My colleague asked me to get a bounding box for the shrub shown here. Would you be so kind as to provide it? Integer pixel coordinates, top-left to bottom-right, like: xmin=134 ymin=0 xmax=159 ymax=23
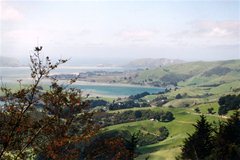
xmin=0 ymin=47 xmax=99 ymax=159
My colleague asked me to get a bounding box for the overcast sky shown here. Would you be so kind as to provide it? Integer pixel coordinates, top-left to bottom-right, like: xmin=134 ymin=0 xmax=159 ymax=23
xmin=1 ymin=0 xmax=240 ymax=65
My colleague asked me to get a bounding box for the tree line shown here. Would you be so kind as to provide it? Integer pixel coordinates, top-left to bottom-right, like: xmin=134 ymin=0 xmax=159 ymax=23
xmin=93 ymin=109 xmax=174 ymax=127
xmin=218 ymin=94 xmax=240 ymax=115
xmin=178 ymin=111 xmax=240 ymax=160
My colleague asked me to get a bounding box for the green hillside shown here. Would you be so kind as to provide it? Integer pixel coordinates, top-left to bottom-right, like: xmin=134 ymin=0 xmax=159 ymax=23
xmin=105 ymin=60 xmax=240 ymax=159
xmin=133 ymin=60 xmax=240 ymax=88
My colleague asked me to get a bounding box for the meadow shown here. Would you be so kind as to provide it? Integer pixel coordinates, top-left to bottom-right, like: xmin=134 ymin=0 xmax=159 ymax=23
xmin=106 ymin=104 xmax=225 ymax=160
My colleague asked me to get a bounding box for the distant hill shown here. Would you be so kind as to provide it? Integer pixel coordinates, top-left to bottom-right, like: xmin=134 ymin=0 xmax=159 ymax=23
xmin=0 ymin=56 xmax=20 ymax=67
xmin=131 ymin=59 xmax=240 ymax=87
xmin=123 ymin=58 xmax=185 ymax=69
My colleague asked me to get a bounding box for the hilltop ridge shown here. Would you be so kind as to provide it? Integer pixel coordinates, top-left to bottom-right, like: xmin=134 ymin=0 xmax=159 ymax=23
xmin=131 ymin=59 xmax=240 ymax=87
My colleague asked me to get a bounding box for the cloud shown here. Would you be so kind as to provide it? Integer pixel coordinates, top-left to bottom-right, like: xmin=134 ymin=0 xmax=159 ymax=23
xmin=118 ymin=29 xmax=158 ymax=42
xmin=169 ymin=20 xmax=240 ymax=47
xmin=0 ymin=2 xmax=24 ymax=21
xmin=193 ymin=21 xmax=240 ymax=38
xmin=175 ymin=20 xmax=240 ymax=39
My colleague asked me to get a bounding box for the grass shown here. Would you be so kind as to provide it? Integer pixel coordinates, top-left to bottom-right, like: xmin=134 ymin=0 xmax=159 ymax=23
xmin=136 ymin=147 xmax=181 ymax=160
xmin=86 ymin=96 xmax=116 ymax=103
xmin=108 ymin=106 xmax=155 ymax=113
xmin=191 ymin=102 xmax=219 ymax=114
xmin=163 ymin=98 xmax=205 ymax=108
xmin=209 ymin=80 xmax=240 ymax=95
xmin=106 ymin=106 xmax=225 ymax=160
xmin=142 ymin=95 xmax=159 ymax=101
xmin=134 ymin=60 xmax=240 ymax=90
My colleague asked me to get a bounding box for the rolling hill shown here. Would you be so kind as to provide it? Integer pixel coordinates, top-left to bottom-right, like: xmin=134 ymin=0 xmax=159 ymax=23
xmin=131 ymin=59 xmax=240 ymax=88
xmin=105 ymin=60 xmax=240 ymax=159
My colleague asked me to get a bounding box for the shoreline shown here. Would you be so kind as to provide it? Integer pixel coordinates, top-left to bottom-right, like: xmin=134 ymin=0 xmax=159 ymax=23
xmin=72 ymin=80 xmax=162 ymax=89
xmin=1 ymin=78 xmax=162 ymax=89
xmin=1 ymin=80 xmax=164 ymax=98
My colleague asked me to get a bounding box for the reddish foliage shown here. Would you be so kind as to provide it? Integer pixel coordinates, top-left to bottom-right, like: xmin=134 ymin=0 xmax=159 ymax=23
xmin=0 ymin=47 xmax=99 ymax=159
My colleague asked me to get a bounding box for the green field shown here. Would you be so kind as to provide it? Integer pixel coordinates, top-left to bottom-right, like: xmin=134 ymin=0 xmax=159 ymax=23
xmin=106 ymin=105 xmax=226 ymax=160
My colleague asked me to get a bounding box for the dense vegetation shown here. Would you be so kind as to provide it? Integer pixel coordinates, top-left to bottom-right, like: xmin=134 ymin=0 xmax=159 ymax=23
xmin=89 ymin=99 xmax=108 ymax=108
xmin=137 ymin=126 xmax=169 ymax=146
xmin=218 ymin=94 xmax=240 ymax=115
xmin=93 ymin=109 xmax=174 ymax=127
xmin=88 ymin=92 xmax=154 ymax=110
xmin=108 ymin=92 xmax=156 ymax=110
xmin=129 ymin=91 xmax=150 ymax=100
xmin=178 ymin=112 xmax=240 ymax=160
xmin=178 ymin=115 xmax=214 ymax=159
xmin=151 ymin=95 xmax=168 ymax=107
xmin=0 ymin=47 xmax=137 ymax=160
xmin=109 ymin=99 xmax=150 ymax=110
xmin=80 ymin=130 xmax=136 ymax=159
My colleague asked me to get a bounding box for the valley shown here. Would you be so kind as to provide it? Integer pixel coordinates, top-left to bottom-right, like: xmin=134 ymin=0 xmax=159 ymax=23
xmin=0 ymin=59 xmax=240 ymax=159
xmin=1 ymin=1 xmax=239 ymax=159
xmin=86 ymin=59 xmax=240 ymax=159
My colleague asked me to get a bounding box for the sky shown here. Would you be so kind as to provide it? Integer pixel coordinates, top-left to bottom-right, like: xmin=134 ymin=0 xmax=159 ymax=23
xmin=0 ymin=0 xmax=240 ymax=65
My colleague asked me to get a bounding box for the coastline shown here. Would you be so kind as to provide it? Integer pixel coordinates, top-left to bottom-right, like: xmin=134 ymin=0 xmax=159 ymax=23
xmin=72 ymin=80 xmax=161 ymax=89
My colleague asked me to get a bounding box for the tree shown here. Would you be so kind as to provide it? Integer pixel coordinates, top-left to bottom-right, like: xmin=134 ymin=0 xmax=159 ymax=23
xmin=209 ymin=111 xmax=240 ymax=160
xmin=218 ymin=94 xmax=240 ymax=115
xmin=194 ymin=107 xmax=200 ymax=113
xmin=175 ymin=93 xmax=182 ymax=99
xmin=83 ymin=130 xmax=133 ymax=160
xmin=125 ymin=132 xmax=140 ymax=159
xmin=134 ymin=110 xmax=142 ymax=119
xmin=129 ymin=92 xmax=150 ymax=100
xmin=179 ymin=115 xmax=214 ymax=160
xmin=158 ymin=126 xmax=169 ymax=141
xmin=0 ymin=47 xmax=99 ymax=159
xmin=161 ymin=111 xmax=174 ymax=122
xmin=207 ymin=107 xmax=214 ymax=114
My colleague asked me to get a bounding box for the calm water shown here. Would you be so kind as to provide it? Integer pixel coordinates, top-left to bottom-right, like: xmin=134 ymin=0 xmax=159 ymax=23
xmin=72 ymin=84 xmax=163 ymax=97
xmin=0 ymin=67 xmax=163 ymax=97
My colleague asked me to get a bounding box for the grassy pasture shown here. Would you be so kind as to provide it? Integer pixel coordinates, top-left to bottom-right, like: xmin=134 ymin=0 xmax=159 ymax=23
xmin=106 ymin=105 xmax=225 ymax=160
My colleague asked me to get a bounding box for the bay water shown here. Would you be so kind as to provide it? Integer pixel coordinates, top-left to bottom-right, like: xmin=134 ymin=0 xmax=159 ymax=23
xmin=0 ymin=66 xmax=163 ymax=97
